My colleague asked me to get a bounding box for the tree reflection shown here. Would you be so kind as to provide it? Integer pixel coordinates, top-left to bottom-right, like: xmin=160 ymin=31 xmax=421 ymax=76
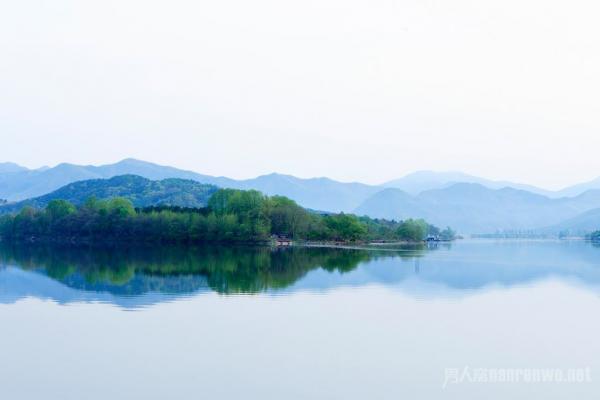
xmin=0 ymin=244 xmax=431 ymax=295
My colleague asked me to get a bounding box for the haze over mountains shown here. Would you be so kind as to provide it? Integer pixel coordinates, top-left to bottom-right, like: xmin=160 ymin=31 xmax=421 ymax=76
xmin=0 ymin=162 xmax=29 ymax=174
xmin=2 ymin=158 xmax=600 ymax=234
xmin=545 ymin=208 xmax=600 ymax=235
xmin=383 ymin=171 xmax=556 ymax=197
xmin=356 ymin=184 xmax=600 ymax=233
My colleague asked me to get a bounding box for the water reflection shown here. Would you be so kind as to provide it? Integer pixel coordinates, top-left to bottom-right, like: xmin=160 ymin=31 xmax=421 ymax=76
xmin=0 ymin=243 xmax=428 ymax=306
xmin=1 ymin=240 xmax=600 ymax=308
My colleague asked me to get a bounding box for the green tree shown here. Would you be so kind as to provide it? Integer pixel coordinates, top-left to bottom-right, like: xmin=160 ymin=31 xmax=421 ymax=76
xmin=323 ymin=213 xmax=368 ymax=241
xmin=396 ymin=219 xmax=428 ymax=241
xmin=107 ymin=198 xmax=136 ymax=218
xmin=46 ymin=200 xmax=76 ymax=220
xmin=267 ymin=196 xmax=312 ymax=238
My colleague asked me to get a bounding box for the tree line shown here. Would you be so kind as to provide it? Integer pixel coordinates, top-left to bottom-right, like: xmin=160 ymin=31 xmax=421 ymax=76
xmin=0 ymin=188 xmax=455 ymax=244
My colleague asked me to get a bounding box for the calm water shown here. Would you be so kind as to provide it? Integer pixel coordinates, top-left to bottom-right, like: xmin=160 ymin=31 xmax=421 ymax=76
xmin=1 ymin=240 xmax=600 ymax=399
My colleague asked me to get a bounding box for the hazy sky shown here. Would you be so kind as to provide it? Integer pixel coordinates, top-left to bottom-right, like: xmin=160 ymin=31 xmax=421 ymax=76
xmin=1 ymin=0 xmax=599 ymax=189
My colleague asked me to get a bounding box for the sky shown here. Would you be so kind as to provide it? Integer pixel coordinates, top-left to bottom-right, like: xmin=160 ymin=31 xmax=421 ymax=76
xmin=1 ymin=0 xmax=600 ymax=189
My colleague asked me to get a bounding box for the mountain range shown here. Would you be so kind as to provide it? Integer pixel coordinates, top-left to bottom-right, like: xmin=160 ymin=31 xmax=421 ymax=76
xmin=355 ymin=184 xmax=600 ymax=233
xmin=544 ymin=207 xmax=600 ymax=235
xmin=382 ymin=171 xmax=555 ymax=197
xmin=2 ymin=158 xmax=600 ymax=233
xmin=0 ymin=159 xmax=379 ymax=213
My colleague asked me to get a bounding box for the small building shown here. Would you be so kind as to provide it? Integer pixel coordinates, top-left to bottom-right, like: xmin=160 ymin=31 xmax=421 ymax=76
xmin=426 ymin=235 xmax=439 ymax=242
xmin=272 ymin=235 xmax=292 ymax=246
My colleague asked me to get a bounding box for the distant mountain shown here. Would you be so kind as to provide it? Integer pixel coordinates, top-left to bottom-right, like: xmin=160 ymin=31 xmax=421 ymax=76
xmin=355 ymin=183 xmax=600 ymax=233
xmin=543 ymin=208 xmax=600 ymax=235
xmin=555 ymin=177 xmax=600 ymax=198
xmin=383 ymin=170 xmax=600 ymax=199
xmin=0 ymin=175 xmax=218 ymax=213
xmin=383 ymin=171 xmax=553 ymax=196
xmin=0 ymin=162 xmax=28 ymax=174
xmin=230 ymin=173 xmax=380 ymax=213
xmin=354 ymin=188 xmax=430 ymax=221
xmin=0 ymin=159 xmax=379 ymax=212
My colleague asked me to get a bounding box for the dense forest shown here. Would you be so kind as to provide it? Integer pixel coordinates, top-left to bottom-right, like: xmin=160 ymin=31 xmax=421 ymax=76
xmin=591 ymin=231 xmax=600 ymax=242
xmin=0 ymin=188 xmax=455 ymax=245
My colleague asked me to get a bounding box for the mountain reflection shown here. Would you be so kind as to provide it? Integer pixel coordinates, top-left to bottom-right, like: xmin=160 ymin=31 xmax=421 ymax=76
xmin=2 ymin=241 xmax=600 ymax=309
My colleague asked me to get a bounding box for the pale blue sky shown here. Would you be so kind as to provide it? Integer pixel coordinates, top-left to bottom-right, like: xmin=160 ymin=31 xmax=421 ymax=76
xmin=1 ymin=0 xmax=599 ymax=189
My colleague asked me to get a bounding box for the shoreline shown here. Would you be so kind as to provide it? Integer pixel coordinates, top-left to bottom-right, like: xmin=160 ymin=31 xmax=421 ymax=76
xmin=0 ymin=237 xmax=435 ymax=250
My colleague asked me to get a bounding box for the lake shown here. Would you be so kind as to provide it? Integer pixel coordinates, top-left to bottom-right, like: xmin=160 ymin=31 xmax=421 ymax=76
xmin=1 ymin=240 xmax=599 ymax=399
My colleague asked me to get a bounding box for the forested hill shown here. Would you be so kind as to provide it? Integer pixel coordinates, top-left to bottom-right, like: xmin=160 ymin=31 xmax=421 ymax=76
xmin=0 ymin=188 xmax=452 ymax=244
xmin=0 ymin=175 xmax=218 ymax=214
